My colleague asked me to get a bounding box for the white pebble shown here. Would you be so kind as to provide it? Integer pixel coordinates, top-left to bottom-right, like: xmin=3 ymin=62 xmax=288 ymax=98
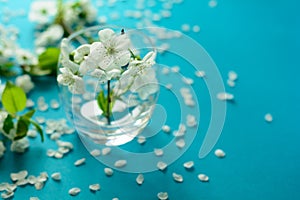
xmin=192 ymin=25 xmax=201 ymax=32
xmin=157 ymin=161 xmax=167 ymax=171
xmin=228 ymin=70 xmax=238 ymax=81
xmin=265 ymin=113 xmax=273 ymax=122
xmin=46 ymin=149 xmax=56 ymax=157
xmin=208 ymin=0 xmax=217 ymax=8
xmin=90 ymin=149 xmax=101 ymax=157
xmin=114 ymin=160 xmax=127 ymax=168
xmin=10 ymin=170 xmax=28 ymax=181
xmin=227 ymin=79 xmax=236 ymax=87
xmin=34 ymin=182 xmax=44 ymax=190
xmin=171 ymin=66 xmax=180 ymax=73
xmin=181 ymin=24 xmax=190 ymax=32
xmin=136 ymin=174 xmax=144 ymax=185
xmin=30 ymin=197 xmax=40 ymax=200
xmin=195 ymin=70 xmax=206 ymax=77
xmin=162 ymin=125 xmax=171 ymax=133
xmin=183 ymin=161 xmax=194 ymax=169
xmin=172 ymin=172 xmax=183 ymax=183
xmin=69 ymin=187 xmax=81 ymax=196
xmin=176 ymin=139 xmax=185 ymax=149
xmin=154 ymin=148 xmax=164 ymax=157
xmin=27 ymin=130 xmax=37 ymax=138
xmin=36 ymin=116 xmax=45 ymax=124
xmin=54 ymin=152 xmax=63 ymax=159
xmin=50 ymin=99 xmax=60 ymax=109
xmin=1 ymin=191 xmax=14 ymax=199
xmin=102 ymin=147 xmax=111 ymax=155
xmin=157 ymin=192 xmax=168 ymax=200
xmin=51 ymin=172 xmax=61 ymax=181
xmin=165 ymin=84 xmax=172 ymax=90
xmin=186 ymin=114 xmax=197 ymax=127
xmin=214 ymin=149 xmax=226 ymax=158
xmin=16 ymin=179 xmax=28 ymax=186
xmin=217 ymin=92 xmax=234 ymax=101
xmin=162 ymin=67 xmax=170 ymax=74
xmin=137 ymin=135 xmax=146 ymax=144
xmin=198 ymin=174 xmax=209 ymax=182
xmin=89 ymin=183 xmax=100 ymax=191
xmin=182 ymin=77 xmax=194 ymax=85
xmin=74 ymin=158 xmax=86 ymax=166
xmin=104 ymin=168 xmax=114 ymax=176
xmin=26 ymin=99 xmax=35 ymax=108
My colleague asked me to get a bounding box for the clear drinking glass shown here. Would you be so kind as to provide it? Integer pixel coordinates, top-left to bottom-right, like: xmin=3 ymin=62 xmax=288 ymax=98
xmin=57 ymin=25 xmax=159 ymax=146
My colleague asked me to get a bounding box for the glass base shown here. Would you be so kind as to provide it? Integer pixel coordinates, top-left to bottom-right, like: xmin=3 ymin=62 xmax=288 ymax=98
xmin=73 ymin=100 xmax=153 ymax=146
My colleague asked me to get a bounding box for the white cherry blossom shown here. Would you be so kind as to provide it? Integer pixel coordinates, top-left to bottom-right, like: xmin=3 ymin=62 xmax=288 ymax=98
xmin=28 ymin=1 xmax=57 ymax=25
xmin=57 ymin=68 xmax=84 ymax=94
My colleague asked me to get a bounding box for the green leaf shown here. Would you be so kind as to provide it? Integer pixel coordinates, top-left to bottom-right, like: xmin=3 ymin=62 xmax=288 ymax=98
xmin=97 ymin=90 xmax=107 ymax=116
xmin=14 ymin=117 xmax=30 ymax=140
xmin=96 ymin=90 xmax=115 ymax=118
xmin=30 ymin=120 xmax=44 ymax=142
xmin=23 ymin=109 xmax=35 ymax=119
xmin=38 ymin=48 xmax=60 ymax=71
xmin=2 ymin=81 xmax=27 ymax=114
xmin=3 ymin=114 xmax=14 ymax=134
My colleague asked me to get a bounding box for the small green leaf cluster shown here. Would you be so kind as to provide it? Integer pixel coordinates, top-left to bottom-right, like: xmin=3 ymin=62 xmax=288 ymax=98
xmin=0 ymin=81 xmax=44 ymax=142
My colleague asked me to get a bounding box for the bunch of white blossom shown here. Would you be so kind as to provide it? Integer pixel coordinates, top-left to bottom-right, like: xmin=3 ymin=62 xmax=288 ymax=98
xmin=0 ymin=24 xmax=39 ymax=75
xmin=57 ymin=28 xmax=158 ymax=100
xmin=29 ymin=0 xmax=97 ymax=49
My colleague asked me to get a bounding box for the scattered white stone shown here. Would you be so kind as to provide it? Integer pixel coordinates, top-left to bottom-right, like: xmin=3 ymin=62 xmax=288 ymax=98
xmin=176 ymin=139 xmax=185 ymax=149
xmin=172 ymin=172 xmax=183 ymax=183
xmin=112 ymin=198 xmax=119 ymax=200
xmin=192 ymin=25 xmax=201 ymax=32
xmin=208 ymin=0 xmax=217 ymax=8
xmin=195 ymin=70 xmax=206 ymax=77
xmin=1 ymin=191 xmax=14 ymax=199
xmin=27 ymin=130 xmax=37 ymax=138
xmin=90 ymin=149 xmax=101 ymax=157
xmin=214 ymin=149 xmax=226 ymax=158
xmin=198 ymin=174 xmax=209 ymax=182
xmin=50 ymin=99 xmax=60 ymax=109
xmin=89 ymin=183 xmax=100 ymax=191
xmin=34 ymin=182 xmax=44 ymax=190
xmin=16 ymin=179 xmax=28 ymax=186
xmin=162 ymin=67 xmax=170 ymax=75
xmin=74 ymin=158 xmax=86 ymax=166
xmin=11 ymin=170 xmax=28 ymax=181
xmin=46 ymin=149 xmax=56 ymax=157
xmin=157 ymin=161 xmax=167 ymax=171
xmin=137 ymin=135 xmax=146 ymax=144
xmin=173 ymin=124 xmax=186 ymax=137
xmin=228 ymin=70 xmax=238 ymax=81
xmin=165 ymin=83 xmax=172 ymax=90
xmin=136 ymin=174 xmax=144 ymax=185
xmin=182 ymin=77 xmax=194 ymax=85
xmin=181 ymin=24 xmax=190 ymax=32
xmin=27 ymin=175 xmax=37 ymax=185
xmin=56 ymin=140 xmax=73 ymax=149
xmin=35 ymin=116 xmax=45 ymax=124
xmin=183 ymin=161 xmax=194 ymax=169
xmin=69 ymin=187 xmax=81 ymax=196
xmin=50 ymin=132 xmax=61 ymax=140
xmin=157 ymin=192 xmax=168 ymax=200
xmin=104 ymin=168 xmax=114 ymax=176
xmin=51 ymin=172 xmax=61 ymax=181
xmin=265 ymin=113 xmax=273 ymax=123
xmin=217 ymin=92 xmax=234 ymax=101
xmin=26 ymin=99 xmax=35 ymax=108
xmin=162 ymin=125 xmax=171 ymax=133
xmin=154 ymin=148 xmax=164 ymax=157
xmin=30 ymin=197 xmax=40 ymax=200
xmin=227 ymin=79 xmax=236 ymax=87
xmin=171 ymin=66 xmax=180 ymax=73
xmin=114 ymin=160 xmax=127 ymax=168
xmin=54 ymin=152 xmax=63 ymax=159
xmin=102 ymin=147 xmax=111 ymax=155
xmin=186 ymin=114 xmax=197 ymax=127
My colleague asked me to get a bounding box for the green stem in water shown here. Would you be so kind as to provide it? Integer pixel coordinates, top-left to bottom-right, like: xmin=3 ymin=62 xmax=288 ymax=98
xmin=106 ymin=80 xmax=111 ymax=125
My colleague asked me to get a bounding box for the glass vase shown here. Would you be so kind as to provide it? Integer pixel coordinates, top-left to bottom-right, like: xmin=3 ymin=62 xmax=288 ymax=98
xmin=57 ymin=25 xmax=159 ymax=146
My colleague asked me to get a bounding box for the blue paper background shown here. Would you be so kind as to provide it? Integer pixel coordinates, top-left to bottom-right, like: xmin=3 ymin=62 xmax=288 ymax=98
xmin=1 ymin=0 xmax=300 ymax=199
